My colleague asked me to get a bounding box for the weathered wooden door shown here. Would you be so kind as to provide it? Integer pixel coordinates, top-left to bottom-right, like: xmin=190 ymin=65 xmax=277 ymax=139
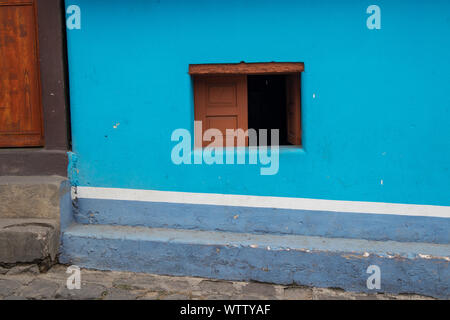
xmin=194 ymin=75 xmax=248 ymax=147
xmin=0 ymin=0 xmax=43 ymax=147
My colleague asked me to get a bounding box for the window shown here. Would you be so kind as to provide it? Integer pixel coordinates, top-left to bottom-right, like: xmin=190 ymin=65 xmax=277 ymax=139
xmin=190 ymin=62 xmax=303 ymax=148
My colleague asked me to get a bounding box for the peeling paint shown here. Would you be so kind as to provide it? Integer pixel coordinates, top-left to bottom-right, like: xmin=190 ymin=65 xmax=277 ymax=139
xmin=67 ymin=152 xmax=79 ymax=187
xmin=419 ymin=254 xmax=450 ymax=262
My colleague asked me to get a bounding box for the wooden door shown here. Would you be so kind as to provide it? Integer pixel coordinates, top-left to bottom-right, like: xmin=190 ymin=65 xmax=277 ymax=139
xmin=0 ymin=0 xmax=43 ymax=147
xmin=286 ymin=73 xmax=301 ymax=146
xmin=194 ymin=75 xmax=248 ymax=147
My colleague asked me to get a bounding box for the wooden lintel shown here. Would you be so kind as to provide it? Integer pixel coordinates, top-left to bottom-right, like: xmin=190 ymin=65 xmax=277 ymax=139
xmin=189 ymin=62 xmax=304 ymax=75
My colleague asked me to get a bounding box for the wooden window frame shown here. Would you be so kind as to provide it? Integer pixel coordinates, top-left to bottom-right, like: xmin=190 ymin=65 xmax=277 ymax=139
xmin=191 ymin=62 xmax=303 ymax=148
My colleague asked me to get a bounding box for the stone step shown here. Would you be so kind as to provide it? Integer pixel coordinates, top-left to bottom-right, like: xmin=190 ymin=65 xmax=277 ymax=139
xmin=59 ymin=223 xmax=450 ymax=299
xmin=0 ymin=176 xmax=69 ymax=220
xmin=0 ymin=219 xmax=59 ymax=268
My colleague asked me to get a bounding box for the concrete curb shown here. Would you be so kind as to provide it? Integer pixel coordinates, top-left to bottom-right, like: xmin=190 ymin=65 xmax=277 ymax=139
xmin=60 ymin=224 xmax=449 ymax=299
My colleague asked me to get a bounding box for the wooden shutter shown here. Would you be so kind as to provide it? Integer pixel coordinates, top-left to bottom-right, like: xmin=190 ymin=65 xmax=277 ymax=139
xmin=286 ymin=73 xmax=301 ymax=146
xmin=194 ymin=75 xmax=248 ymax=147
xmin=0 ymin=0 xmax=44 ymax=147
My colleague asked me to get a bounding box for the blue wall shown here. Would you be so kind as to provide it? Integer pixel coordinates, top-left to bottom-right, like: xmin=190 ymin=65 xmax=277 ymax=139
xmin=65 ymin=0 xmax=450 ymax=206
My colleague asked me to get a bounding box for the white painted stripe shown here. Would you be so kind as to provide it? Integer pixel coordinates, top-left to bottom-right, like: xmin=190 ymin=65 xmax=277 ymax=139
xmin=74 ymin=186 xmax=450 ymax=218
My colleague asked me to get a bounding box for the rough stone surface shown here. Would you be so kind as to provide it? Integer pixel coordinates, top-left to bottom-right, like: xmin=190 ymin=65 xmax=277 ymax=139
xmin=104 ymin=287 xmax=143 ymax=300
xmin=55 ymin=283 xmax=108 ymax=300
xmin=284 ymin=287 xmax=314 ymax=300
xmin=161 ymin=293 xmax=191 ymax=300
xmin=112 ymin=275 xmax=165 ymax=292
xmin=0 ymin=279 xmax=22 ymax=297
xmin=0 ymin=264 xmax=437 ymax=300
xmin=137 ymin=292 xmax=159 ymax=300
xmin=242 ymin=282 xmax=277 ymax=298
xmin=17 ymin=279 xmax=60 ymax=300
xmin=0 ymin=219 xmax=59 ymax=265
xmin=0 ymin=176 xmax=67 ymax=220
xmin=6 ymin=264 xmax=40 ymax=276
xmin=198 ymin=280 xmax=237 ymax=295
xmin=3 ymin=295 xmax=27 ymax=300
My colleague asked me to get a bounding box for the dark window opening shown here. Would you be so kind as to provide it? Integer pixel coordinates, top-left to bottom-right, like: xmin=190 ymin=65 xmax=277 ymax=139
xmin=248 ymin=75 xmax=289 ymax=146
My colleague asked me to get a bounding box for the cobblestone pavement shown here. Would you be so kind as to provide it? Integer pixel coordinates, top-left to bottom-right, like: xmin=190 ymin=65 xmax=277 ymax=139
xmin=0 ymin=264 xmax=434 ymax=300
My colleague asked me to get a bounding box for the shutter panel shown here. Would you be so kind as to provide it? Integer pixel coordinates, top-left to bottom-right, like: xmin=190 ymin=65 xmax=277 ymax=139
xmin=194 ymin=75 xmax=248 ymax=148
xmin=286 ymin=73 xmax=301 ymax=146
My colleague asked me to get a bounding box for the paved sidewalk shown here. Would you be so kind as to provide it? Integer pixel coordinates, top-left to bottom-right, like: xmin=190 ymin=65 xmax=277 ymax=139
xmin=0 ymin=264 xmax=434 ymax=300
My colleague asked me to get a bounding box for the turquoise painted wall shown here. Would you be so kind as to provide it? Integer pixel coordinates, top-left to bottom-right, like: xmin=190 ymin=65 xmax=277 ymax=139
xmin=65 ymin=0 xmax=450 ymax=206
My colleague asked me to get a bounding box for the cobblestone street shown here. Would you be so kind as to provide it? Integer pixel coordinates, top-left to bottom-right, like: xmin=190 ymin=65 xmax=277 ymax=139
xmin=0 ymin=264 xmax=434 ymax=300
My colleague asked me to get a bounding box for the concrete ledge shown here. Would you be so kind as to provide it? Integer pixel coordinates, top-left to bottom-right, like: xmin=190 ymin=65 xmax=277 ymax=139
xmin=0 ymin=149 xmax=68 ymax=177
xmin=0 ymin=176 xmax=68 ymax=220
xmin=0 ymin=219 xmax=59 ymax=266
xmin=60 ymin=224 xmax=450 ymax=299
xmin=75 ymin=198 xmax=450 ymax=244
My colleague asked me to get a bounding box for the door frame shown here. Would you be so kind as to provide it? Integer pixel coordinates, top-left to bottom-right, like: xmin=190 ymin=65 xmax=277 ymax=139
xmin=0 ymin=0 xmax=71 ymax=176
xmin=0 ymin=0 xmax=45 ymax=147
